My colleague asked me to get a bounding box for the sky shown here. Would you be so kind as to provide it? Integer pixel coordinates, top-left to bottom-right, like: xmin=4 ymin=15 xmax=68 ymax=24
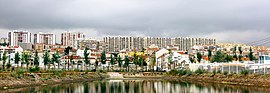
xmin=0 ymin=0 xmax=270 ymax=45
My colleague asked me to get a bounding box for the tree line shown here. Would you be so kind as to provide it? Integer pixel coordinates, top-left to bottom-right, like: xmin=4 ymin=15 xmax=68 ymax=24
xmin=0 ymin=47 xmax=162 ymax=72
xmin=189 ymin=46 xmax=256 ymax=63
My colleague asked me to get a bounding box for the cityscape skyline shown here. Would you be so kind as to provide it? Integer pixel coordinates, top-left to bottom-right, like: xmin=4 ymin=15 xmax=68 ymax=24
xmin=0 ymin=0 xmax=270 ymax=45
xmin=1 ymin=1 xmax=270 ymax=92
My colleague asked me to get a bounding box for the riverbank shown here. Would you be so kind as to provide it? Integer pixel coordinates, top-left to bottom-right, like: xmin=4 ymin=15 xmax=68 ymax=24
xmin=0 ymin=72 xmax=109 ymax=89
xmin=2 ymin=71 xmax=270 ymax=90
xmin=167 ymin=74 xmax=270 ymax=87
xmin=117 ymin=72 xmax=270 ymax=87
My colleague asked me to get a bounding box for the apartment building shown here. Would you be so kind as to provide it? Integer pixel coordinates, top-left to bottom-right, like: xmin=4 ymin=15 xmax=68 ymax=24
xmin=104 ymin=36 xmax=216 ymax=52
xmin=77 ymin=38 xmax=104 ymax=50
xmin=8 ymin=30 xmax=31 ymax=46
xmin=34 ymin=32 xmax=56 ymax=45
xmin=61 ymin=31 xmax=85 ymax=49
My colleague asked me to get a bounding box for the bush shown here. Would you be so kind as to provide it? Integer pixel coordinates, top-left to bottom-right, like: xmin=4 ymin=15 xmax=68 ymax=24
xmin=168 ymin=70 xmax=178 ymax=75
xmin=51 ymin=70 xmax=63 ymax=77
xmin=217 ymin=70 xmax=221 ymax=74
xmin=178 ymin=69 xmax=187 ymax=75
xmin=6 ymin=63 xmax=11 ymax=69
xmin=16 ymin=68 xmax=26 ymax=78
xmin=195 ymin=69 xmax=205 ymax=74
xmin=240 ymin=69 xmax=249 ymax=75
xmin=177 ymin=69 xmax=193 ymax=76
xmin=223 ymin=71 xmax=228 ymax=75
xmin=186 ymin=70 xmax=193 ymax=76
xmin=29 ymin=67 xmax=40 ymax=72
xmin=212 ymin=70 xmax=216 ymax=75
xmin=73 ymin=69 xmax=80 ymax=72
xmin=10 ymin=72 xmax=17 ymax=77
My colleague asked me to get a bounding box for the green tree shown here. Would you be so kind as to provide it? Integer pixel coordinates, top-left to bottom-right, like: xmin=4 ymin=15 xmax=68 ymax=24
xmin=52 ymin=50 xmax=61 ymax=69
xmin=14 ymin=52 xmax=20 ymax=68
xmin=224 ymin=54 xmax=233 ymax=62
xmin=233 ymin=46 xmax=238 ymax=61
xmin=0 ymin=53 xmax=2 ymax=62
xmin=64 ymin=46 xmax=72 ymax=70
xmin=21 ymin=53 xmax=25 ymax=68
xmin=95 ymin=58 xmax=99 ymax=71
xmin=23 ymin=52 xmax=30 ymax=69
xmin=238 ymin=47 xmax=243 ymax=61
xmin=124 ymin=56 xmax=130 ymax=72
xmin=84 ymin=47 xmax=90 ymax=70
xmin=101 ymin=51 xmax=106 ymax=64
xmin=197 ymin=52 xmax=203 ymax=63
xmin=2 ymin=50 xmax=7 ymax=70
xmin=212 ymin=50 xmax=225 ymax=62
xmin=110 ymin=55 xmax=115 ymax=71
xmin=133 ymin=52 xmax=139 ymax=72
xmin=207 ymin=48 xmax=212 ymax=61
xmin=150 ymin=52 xmax=156 ymax=72
xmin=43 ymin=50 xmax=50 ymax=70
xmin=248 ymin=47 xmax=255 ymax=61
xmin=70 ymin=54 xmax=74 ymax=70
xmin=168 ymin=49 xmax=173 ymax=69
xmin=117 ymin=55 xmax=123 ymax=71
xmin=189 ymin=56 xmax=195 ymax=63
xmin=138 ymin=56 xmax=144 ymax=71
xmin=34 ymin=50 xmax=39 ymax=67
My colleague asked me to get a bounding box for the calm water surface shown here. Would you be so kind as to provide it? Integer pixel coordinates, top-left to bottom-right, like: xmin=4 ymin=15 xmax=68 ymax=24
xmin=1 ymin=79 xmax=270 ymax=93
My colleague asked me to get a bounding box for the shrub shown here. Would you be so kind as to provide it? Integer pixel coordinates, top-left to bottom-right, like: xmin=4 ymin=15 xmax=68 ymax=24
xmin=29 ymin=67 xmax=40 ymax=72
xmin=212 ymin=70 xmax=216 ymax=75
xmin=240 ymin=69 xmax=249 ymax=75
xmin=186 ymin=70 xmax=193 ymax=76
xmin=6 ymin=63 xmax=11 ymax=69
xmin=10 ymin=72 xmax=17 ymax=77
xmin=16 ymin=68 xmax=26 ymax=78
xmin=178 ymin=69 xmax=187 ymax=75
xmin=73 ymin=69 xmax=80 ymax=72
xmin=217 ymin=70 xmax=221 ymax=74
xmin=195 ymin=69 xmax=205 ymax=74
xmin=51 ymin=70 xmax=63 ymax=77
xmin=223 ymin=71 xmax=228 ymax=75
xmin=168 ymin=70 xmax=178 ymax=75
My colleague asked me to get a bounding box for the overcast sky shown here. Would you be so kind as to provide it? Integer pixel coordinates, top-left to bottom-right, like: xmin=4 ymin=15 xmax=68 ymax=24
xmin=0 ymin=0 xmax=270 ymax=45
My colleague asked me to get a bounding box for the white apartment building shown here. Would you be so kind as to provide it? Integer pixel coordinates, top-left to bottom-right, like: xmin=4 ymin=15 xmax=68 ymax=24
xmin=0 ymin=46 xmax=24 ymax=65
xmin=103 ymin=36 xmax=216 ymax=52
xmin=61 ymin=31 xmax=85 ymax=49
xmin=34 ymin=32 xmax=56 ymax=45
xmin=76 ymin=38 xmax=106 ymax=51
xmin=8 ymin=30 xmax=31 ymax=46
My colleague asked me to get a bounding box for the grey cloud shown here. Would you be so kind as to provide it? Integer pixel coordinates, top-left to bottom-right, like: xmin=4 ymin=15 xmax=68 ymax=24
xmin=0 ymin=0 xmax=270 ymax=44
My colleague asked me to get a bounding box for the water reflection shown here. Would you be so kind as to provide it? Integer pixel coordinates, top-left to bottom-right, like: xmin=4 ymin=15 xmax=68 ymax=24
xmin=2 ymin=79 xmax=270 ymax=93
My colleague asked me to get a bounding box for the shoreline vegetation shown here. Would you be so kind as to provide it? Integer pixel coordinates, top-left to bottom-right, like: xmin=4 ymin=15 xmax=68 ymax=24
xmin=0 ymin=70 xmax=109 ymax=89
xmin=2 ymin=69 xmax=270 ymax=90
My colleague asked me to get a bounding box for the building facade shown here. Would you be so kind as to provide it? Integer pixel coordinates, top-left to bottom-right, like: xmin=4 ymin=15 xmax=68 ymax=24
xmin=76 ymin=38 xmax=105 ymax=50
xmin=8 ymin=30 xmax=31 ymax=46
xmin=34 ymin=32 xmax=56 ymax=45
xmin=103 ymin=36 xmax=216 ymax=52
xmin=61 ymin=31 xmax=85 ymax=49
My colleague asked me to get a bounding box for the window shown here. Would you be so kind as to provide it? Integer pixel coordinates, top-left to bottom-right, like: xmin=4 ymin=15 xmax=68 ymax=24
xmin=265 ymin=56 xmax=270 ymax=60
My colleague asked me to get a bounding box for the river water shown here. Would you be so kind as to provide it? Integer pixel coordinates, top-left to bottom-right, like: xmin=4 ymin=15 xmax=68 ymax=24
xmin=1 ymin=79 xmax=270 ymax=93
